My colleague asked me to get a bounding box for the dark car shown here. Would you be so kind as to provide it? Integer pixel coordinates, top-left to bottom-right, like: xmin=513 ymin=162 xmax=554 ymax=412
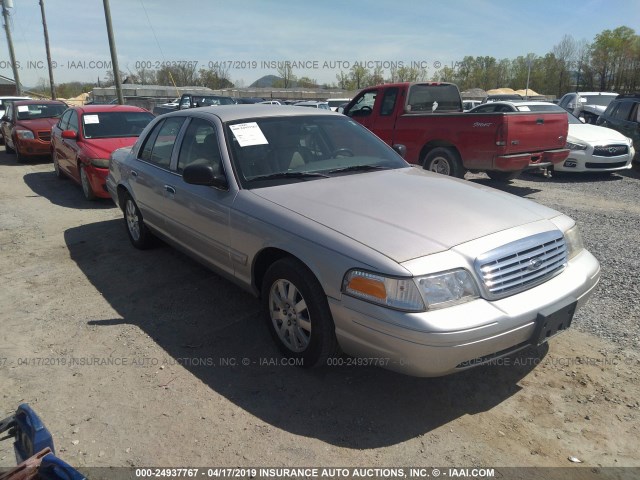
xmin=0 ymin=100 xmax=67 ymax=162
xmin=596 ymin=94 xmax=640 ymax=163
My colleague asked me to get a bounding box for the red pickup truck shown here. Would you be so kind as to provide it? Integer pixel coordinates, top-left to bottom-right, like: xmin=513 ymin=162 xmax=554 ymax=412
xmin=343 ymin=82 xmax=569 ymax=180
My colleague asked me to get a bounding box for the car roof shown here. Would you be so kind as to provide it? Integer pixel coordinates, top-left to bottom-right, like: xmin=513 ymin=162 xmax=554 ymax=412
xmin=12 ymin=99 xmax=67 ymax=106
xmin=569 ymin=92 xmax=618 ymax=96
xmin=162 ymin=104 xmax=339 ymax=122
xmin=72 ymin=104 xmax=151 ymax=114
xmin=469 ymin=101 xmax=563 ymax=111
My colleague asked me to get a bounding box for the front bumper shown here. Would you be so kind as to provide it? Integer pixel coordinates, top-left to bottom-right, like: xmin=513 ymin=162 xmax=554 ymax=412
xmin=84 ymin=164 xmax=111 ymax=198
xmin=330 ymin=249 xmax=600 ymax=377
xmin=15 ymin=135 xmax=52 ymax=157
xmin=554 ymin=145 xmax=634 ymax=172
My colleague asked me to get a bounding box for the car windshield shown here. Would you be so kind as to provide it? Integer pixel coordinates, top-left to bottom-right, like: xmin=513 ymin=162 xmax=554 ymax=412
xmin=515 ymin=104 xmax=580 ymax=123
xmin=582 ymin=95 xmax=616 ymax=107
xmin=82 ymin=111 xmax=155 ymax=139
xmin=16 ymin=104 xmax=66 ymax=120
xmin=226 ymin=115 xmax=408 ymax=188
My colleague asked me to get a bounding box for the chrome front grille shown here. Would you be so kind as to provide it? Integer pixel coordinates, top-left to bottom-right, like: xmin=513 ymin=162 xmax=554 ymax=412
xmin=475 ymin=231 xmax=567 ymax=300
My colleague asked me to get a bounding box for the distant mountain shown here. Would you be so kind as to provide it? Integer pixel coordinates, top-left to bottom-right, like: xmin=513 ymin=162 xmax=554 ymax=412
xmin=250 ymin=75 xmax=282 ymax=88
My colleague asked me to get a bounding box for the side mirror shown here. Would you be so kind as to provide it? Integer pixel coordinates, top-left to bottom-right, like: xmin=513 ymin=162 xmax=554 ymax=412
xmin=183 ymin=164 xmax=227 ymax=189
xmin=392 ymin=144 xmax=407 ymax=158
xmin=61 ymin=130 xmax=78 ymax=139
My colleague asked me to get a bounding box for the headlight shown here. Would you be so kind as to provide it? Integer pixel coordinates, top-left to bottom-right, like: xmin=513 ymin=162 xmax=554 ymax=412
xmin=90 ymin=158 xmax=110 ymax=168
xmin=564 ymin=224 xmax=584 ymax=260
xmin=16 ymin=129 xmax=34 ymax=140
xmin=343 ymin=270 xmax=425 ymax=311
xmin=415 ymin=269 xmax=479 ymax=310
xmin=342 ymin=268 xmax=480 ymax=312
xmin=566 ymin=140 xmax=587 ymax=150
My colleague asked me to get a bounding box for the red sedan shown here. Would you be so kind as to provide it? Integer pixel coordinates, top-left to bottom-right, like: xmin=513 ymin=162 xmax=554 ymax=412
xmin=51 ymin=105 xmax=154 ymax=200
xmin=0 ymin=100 xmax=67 ymax=162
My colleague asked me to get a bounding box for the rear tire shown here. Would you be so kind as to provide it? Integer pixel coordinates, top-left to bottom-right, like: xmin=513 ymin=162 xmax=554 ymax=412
xmin=123 ymin=192 xmax=154 ymax=249
xmin=486 ymin=170 xmax=523 ymax=182
xmin=262 ymin=257 xmax=339 ymax=368
xmin=423 ymin=147 xmax=465 ymax=178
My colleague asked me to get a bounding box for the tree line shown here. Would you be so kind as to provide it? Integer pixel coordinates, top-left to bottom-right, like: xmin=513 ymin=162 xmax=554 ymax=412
xmin=32 ymin=26 xmax=639 ymax=99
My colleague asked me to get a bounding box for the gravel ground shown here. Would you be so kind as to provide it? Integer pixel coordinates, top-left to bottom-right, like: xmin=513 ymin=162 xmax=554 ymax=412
xmin=467 ymin=166 xmax=640 ymax=350
xmin=1 ymin=151 xmax=639 ymax=474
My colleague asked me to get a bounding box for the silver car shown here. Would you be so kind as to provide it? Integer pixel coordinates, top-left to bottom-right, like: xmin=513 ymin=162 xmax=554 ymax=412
xmin=107 ymin=105 xmax=600 ymax=377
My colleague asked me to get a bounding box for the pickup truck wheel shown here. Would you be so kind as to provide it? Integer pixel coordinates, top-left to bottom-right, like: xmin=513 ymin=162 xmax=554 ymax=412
xmin=486 ymin=170 xmax=522 ymax=182
xmin=262 ymin=257 xmax=339 ymax=368
xmin=123 ymin=193 xmax=154 ymax=249
xmin=423 ymin=147 xmax=464 ymax=178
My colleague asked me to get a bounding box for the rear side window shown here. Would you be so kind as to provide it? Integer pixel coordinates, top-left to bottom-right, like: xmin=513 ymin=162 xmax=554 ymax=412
xmin=139 ymin=117 xmax=185 ymax=168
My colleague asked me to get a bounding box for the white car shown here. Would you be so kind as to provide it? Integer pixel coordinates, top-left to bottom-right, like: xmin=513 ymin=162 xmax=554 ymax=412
xmin=293 ymin=100 xmax=330 ymax=110
xmin=327 ymin=98 xmax=351 ymax=111
xmin=462 ymin=99 xmax=481 ymax=111
xmin=469 ymin=101 xmax=634 ymax=173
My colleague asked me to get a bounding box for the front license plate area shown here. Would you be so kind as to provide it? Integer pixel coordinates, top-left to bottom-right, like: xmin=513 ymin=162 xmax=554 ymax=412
xmin=532 ymin=298 xmax=577 ymax=345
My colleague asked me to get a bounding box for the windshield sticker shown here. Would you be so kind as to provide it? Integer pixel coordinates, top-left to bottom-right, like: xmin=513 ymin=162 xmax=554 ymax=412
xmin=17 ymin=105 xmax=29 ymax=112
xmin=517 ymin=106 xmax=531 ymax=112
xmin=229 ymin=122 xmax=268 ymax=147
xmin=83 ymin=115 xmax=100 ymax=124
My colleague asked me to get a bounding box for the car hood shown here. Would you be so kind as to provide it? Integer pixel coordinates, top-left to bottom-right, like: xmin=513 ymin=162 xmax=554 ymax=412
xmin=582 ymin=105 xmax=607 ymax=115
xmin=17 ymin=118 xmax=58 ymax=131
xmin=251 ymin=168 xmax=561 ymax=263
xmin=568 ymin=123 xmax=630 ymax=144
xmin=82 ymin=137 xmax=139 ymax=159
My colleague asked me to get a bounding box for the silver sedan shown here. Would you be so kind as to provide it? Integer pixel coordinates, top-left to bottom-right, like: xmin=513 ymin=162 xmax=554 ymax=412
xmin=107 ymin=105 xmax=600 ymax=377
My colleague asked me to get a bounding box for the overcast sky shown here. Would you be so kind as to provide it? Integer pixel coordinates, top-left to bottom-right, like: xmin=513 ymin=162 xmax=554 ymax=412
xmin=1 ymin=0 xmax=638 ymax=88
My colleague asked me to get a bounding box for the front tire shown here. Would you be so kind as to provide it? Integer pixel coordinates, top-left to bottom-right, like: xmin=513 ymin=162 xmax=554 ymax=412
xmin=80 ymin=165 xmax=97 ymax=201
xmin=423 ymin=147 xmax=465 ymax=178
xmin=262 ymin=258 xmax=339 ymax=368
xmin=123 ymin=192 xmax=154 ymax=249
xmin=52 ymin=152 xmax=64 ymax=179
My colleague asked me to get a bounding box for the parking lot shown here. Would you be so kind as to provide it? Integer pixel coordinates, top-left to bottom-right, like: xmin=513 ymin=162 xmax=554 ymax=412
xmin=1 ymin=147 xmax=639 ymax=471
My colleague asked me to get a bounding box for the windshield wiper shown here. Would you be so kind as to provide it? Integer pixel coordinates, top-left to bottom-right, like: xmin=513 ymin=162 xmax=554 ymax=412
xmin=248 ymin=171 xmax=329 ymax=182
xmin=327 ymin=165 xmax=390 ymax=174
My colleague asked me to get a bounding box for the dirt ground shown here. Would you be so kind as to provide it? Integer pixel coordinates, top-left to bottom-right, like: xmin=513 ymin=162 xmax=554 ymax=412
xmin=0 ymin=149 xmax=639 ymax=477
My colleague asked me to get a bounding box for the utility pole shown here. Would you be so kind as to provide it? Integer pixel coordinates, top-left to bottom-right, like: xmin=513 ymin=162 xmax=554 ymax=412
xmin=1 ymin=0 xmax=22 ymax=95
xmin=39 ymin=0 xmax=56 ymax=99
xmin=102 ymin=0 xmax=124 ymax=104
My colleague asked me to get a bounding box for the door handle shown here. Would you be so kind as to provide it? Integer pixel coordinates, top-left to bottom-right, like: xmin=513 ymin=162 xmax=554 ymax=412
xmin=164 ymin=185 xmax=176 ymax=195
xmin=536 ymin=118 xmax=544 ymax=124
xmin=131 ymin=170 xmax=138 ymax=177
